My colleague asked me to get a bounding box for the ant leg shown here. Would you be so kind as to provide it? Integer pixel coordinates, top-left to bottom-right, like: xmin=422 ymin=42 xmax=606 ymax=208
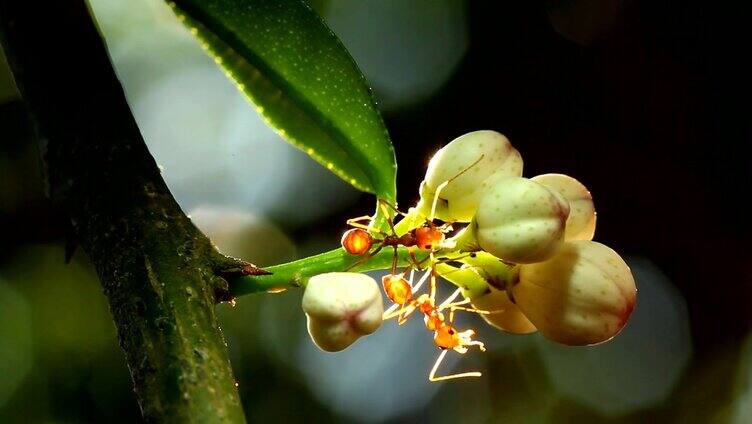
xmin=391 ymin=246 xmax=398 ymax=274
xmin=429 ymin=154 xmax=486 ymax=221
xmin=438 ymin=288 xmax=463 ymax=309
xmin=378 ymin=202 xmax=401 ymax=239
xmin=397 ymin=304 xmax=420 ymax=325
xmin=448 ymin=305 xmax=494 ymax=315
xmin=344 ymin=244 xmax=384 ymax=271
xmin=378 ymin=202 xmax=404 ymax=276
xmin=428 ymin=350 xmax=482 ymax=382
xmin=346 ymin=215 xmax=373 ymax=224
xmin=346 ymin=217 xmax=389 ymax=236
xmin=407 ymin=249 xmax=424 ymax=270
xmin=428 ymin=252 xmax=439 ymax=303
xmin=465 ymin=339 xmax=486 ymax=352
xmin=440 ymin=296 xmax=497 ymax=316
xmin=383 ymin=303 xmax=400 ymax=318
xmin=408 ymin=268 xmax=416 ymax=283
xmin=434 ymin=288 xmax=493 ymax=320
xmin=411 ymin=268 xmax=432 ymax=294
xmin=378 ymin=199 xmax=408 ymax=217
xmin=383 ymin=302 xmax=417 ymax=321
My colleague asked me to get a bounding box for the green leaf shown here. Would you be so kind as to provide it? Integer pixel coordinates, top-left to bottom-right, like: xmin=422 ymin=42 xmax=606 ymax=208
xmin=167 ymin=0 xmax=397 ymax=201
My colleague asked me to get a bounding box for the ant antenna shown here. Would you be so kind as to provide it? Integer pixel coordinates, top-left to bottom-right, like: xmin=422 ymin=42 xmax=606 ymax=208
xmin=430 ymin=154 xmax=486 ymax=221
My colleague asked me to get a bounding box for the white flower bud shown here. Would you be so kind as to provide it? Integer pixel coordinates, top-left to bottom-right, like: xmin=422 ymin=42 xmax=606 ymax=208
xmin=473 ymin=177 xmax=569 ymax=264
xmin=531 ymin=173 xmax=596 ymax=241
xmin=419 ymin=130 xmax=523 ymax=222
xmin=511 ymin=241 xmax=637 ymax=346
xmin=302 ymin=272 xmax=384 ymax=352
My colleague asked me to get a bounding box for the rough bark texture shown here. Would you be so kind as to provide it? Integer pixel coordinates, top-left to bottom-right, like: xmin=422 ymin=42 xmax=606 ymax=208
xmin=0 ymin=1 xmax=251 ymax=421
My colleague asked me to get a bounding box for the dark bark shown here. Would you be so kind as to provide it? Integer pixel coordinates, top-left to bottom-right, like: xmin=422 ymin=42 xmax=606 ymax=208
xmin=0 ymin=1 xmax=260 ymax=421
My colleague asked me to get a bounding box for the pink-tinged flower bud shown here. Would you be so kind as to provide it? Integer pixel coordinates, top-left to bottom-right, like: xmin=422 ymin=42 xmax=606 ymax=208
xmin=302 ymin=272 xmax=384 ymax=352
xmin=438 ymin=254 xmax=536 ymax=334
xmin=511 ymin=241 xmax=637 ymax=346
xmin=472 ymin=177 xmax=569 ymax=264
xmin=532 ymin=173 xmax=596 ymax=241
xmin=419 ymin=130 xmax=523 ymax=222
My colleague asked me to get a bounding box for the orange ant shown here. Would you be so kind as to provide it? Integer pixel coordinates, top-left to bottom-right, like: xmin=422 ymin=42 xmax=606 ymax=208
xmin=341 ymin=200 xmax=449 ymax=274
xmin=382 ymin=268 xmax=488 ymax=381
xmin=374 ymin=225 xmax=489 ymax=381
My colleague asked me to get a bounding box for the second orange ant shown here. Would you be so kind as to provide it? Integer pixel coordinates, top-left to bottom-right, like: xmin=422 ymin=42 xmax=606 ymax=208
xmin=382 ymin=268 xmax=488 ymax=381
xmin=340 ymin=154 xmax=488 ymax=381
xmin=343 ymin=207 xmax=488 ymax=381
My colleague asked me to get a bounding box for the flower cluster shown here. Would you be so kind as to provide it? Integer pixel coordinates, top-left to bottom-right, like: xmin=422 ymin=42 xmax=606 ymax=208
xmin=300 ymin=130 xmax=637 ymax=379
xmin=424 ymin=130 xmax=635 ymax=346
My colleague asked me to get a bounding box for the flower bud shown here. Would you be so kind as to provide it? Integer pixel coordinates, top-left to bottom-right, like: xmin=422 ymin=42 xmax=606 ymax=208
xmin=472 ymin=177 xmax=569 ymax=264
xmin=302 ymin=272 xmax=384 ymax=352
xmin=438 ymin=255 xmax=536 ymax=334
xmin=511 ymin=241 xmax=637 ymax=346
xmin=419 ymin=130 xmax=523 ymax=222
xmin=531 ymin=173 xmax=596 ymax=241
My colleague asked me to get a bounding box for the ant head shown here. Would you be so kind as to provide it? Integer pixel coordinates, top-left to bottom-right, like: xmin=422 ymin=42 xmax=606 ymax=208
xmin=414 ymin=226 xmax=445 ymax=251
xmin=341 ymin=228 xmax=373 ymax=255
xmin=433 ymin=323 xmax=459 ymax=349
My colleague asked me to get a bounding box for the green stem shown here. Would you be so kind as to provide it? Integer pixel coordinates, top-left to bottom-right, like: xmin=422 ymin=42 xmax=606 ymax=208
xmin=229 ymin=247 xmax=429 ymax=296
xmin=230 ymin=197 xmax=485 ymax=297
xmin=230 ymin=199 xmax=489 ymax=297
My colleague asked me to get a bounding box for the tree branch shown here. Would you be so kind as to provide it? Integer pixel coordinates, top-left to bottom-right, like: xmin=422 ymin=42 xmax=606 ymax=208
xmin=0 ymin=1 xmax=254 ymax=421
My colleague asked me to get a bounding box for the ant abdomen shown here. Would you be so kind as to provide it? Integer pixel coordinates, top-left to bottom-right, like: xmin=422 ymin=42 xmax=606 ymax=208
xmin=341 ymin=228 xmax=373 ymax=256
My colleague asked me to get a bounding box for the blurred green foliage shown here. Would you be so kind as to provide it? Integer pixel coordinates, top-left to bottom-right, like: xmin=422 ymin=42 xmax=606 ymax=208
xmin=170 ymin=0 xmax=398 ymax=201
xmin=0 ymin=245 xmax=137 ymax=422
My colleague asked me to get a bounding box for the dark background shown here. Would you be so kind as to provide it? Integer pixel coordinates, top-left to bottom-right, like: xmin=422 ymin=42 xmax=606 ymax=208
xmin=1 ymin=0 xmax=750 ymax=422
